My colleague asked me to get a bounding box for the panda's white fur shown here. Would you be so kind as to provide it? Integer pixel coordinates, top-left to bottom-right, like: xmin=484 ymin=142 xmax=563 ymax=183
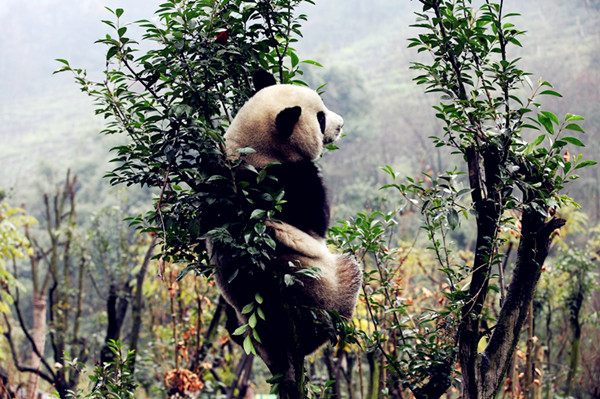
xmin=225 ymin=84 xmax=344 ymax=167
xmin=213 ymin=71 xmax=362 ymax=374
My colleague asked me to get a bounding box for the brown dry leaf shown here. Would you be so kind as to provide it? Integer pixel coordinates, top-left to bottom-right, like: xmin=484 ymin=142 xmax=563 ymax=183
xmin=219 ymin=335 xmax=229 ymax=345
xmin=165 ymin=369 xmax=204 ymax=393
xmin=168 ymin=281 xmax=179 ymax=298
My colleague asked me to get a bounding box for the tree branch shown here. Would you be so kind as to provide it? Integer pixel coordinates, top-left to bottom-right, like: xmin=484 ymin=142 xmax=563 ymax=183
xmin=479 ymin=214 xmax=565 ymax=398
xmin=10 ymin=288 xmax=57 ymax=382
xmin=2 ymin=313 xmax=56 ymax=385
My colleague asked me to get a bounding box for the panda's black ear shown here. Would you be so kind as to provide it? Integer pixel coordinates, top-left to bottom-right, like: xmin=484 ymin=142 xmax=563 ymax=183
xmin=253 ymin=69 xmax=277 ymax=92
xmin=275 ymin=106 xmax=302 ymax=139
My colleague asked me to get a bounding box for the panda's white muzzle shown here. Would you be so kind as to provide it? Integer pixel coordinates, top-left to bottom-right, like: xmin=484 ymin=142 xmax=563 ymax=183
xmin=323 ymin=110 xmax=344 ymax=144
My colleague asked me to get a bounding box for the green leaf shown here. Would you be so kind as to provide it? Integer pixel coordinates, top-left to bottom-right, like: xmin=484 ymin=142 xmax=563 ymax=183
xmin=564 ymin=123 xmax=585 ymax=134
xmin=531 ymin=134 xmax=545 ymax=147
xmin=540 ymin=111 xmax=560 ymax=126
xmin=115 ymin=8 xmax=124 ymax=18
xmin=106 ymin=46 xmax=119 ymax=61
xmin=456 ymin=188 xmax=473 ymax=198
xmin=250 ymin=209 xmax=266 ymax=219
xmin=232 ymin=324 xmax=248 ymax=336
xmin=566 ymin=114 xmax=584 ymax=122
xmin=447 ymin=209 xmax=459 ymax=230
xmin=290 ymin=51 xmax=299 ymax=68
xmin=243 ymin=335 xmax=255 ymax=355
xmin=537 ymin=114 xmax=554 ymax=135
xmin=235 ymin=147 xmax=256 ymax=154
xmin=574 ymin=160 xmax=597 ymax=170
xmin=252 ymin=328 xmax=262 ymax=343
xmin=301 ymin=59 xmax=323 ymax=67
xmin=539 ymin=90 xmax=562 ymax=97
xmin=561 ymin=136 xmax=585 ymax=147
xmin=241 ymin=302 xmax=254 ymax=314
xmin=249 ymin=313 xmax=257 ymax=328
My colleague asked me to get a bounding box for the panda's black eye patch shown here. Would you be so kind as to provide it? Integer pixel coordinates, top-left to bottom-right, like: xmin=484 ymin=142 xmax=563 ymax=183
xmin=317 ymin=111 xmax=326 ymax=134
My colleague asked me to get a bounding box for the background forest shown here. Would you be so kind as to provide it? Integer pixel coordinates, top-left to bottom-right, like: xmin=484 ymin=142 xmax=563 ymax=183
xmin=1 ymin=0 xmax=599 ymax=398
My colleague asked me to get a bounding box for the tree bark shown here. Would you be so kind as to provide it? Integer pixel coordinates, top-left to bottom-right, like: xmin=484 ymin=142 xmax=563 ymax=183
xmin=25 ymin=293 xmax=47 ymax=399
xmin=459 ymin=145 xmax=503 ymax=398
xmin=475 ymin=214 xmax=565 ymax=398
xmin=366 ymin=351 xmax=381 ymax=399
xmin=129 ymin=236 xmax=156 ymax=374
xmin=323 ymin=346 xmax=341 ymax=398
xmin=100 ymin=283 xmax=131 ymax=364
xmin=531 ymin=344 xmax=544 ymax=399
xmin=565 ymin=290 xmax=583 ymax=396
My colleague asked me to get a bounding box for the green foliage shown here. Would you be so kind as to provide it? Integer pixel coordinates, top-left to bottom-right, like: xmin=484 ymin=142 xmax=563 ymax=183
xmin=408 ymin=1 xmax=594 ymax=216
xmin=329 ymin=209 xmax=458 ymax=396
xmin=324 ymin=1 xmax=597 ymax=397
xmin=56 ymin=0 xmax=325 ymax=389
xmin=0 ymin=202 xmax=34 ymax=319
xmin=56 ymin=0 xmax=318 ymax=277
xmin=397 ymin=0 xmax=595 ymax=396
xmin=60 ymin=340 xmax=137 ymax=398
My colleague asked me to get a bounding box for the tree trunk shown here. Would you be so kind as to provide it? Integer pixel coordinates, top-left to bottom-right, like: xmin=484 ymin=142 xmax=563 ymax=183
xmin=25 ymin=293 xmax=47 ymax=399
xmin=101 ymin=284 xmax=130 ymax=364
xmin=565 ymin=291 xmax=583 ymax=397
xmin=366 ymin=351 xmax=380 ymax=399
xmin=274 ymin=351 xmax=305 ymax=399
xmin=531 ymin=344 xmax=544 ymax=399
xmin=459 ymin=146 xmax=503 ymax=398
xmin=323 ymin=346 xmax=341 ymax=398
xmin=523 ymin=302 xmax=534 ymax=398
xmin=473 ymin=213 xmax=565 ymax=399
xmin=129 ymin=236 xmax=156 ymax=374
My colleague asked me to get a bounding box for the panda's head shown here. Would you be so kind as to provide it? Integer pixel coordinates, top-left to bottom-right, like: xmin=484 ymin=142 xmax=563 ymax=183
xmin=224 ymin=70 xmax=344 ymax=167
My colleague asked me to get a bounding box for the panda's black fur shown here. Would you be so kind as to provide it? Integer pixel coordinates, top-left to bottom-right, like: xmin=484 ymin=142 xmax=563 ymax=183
xmin=267 ymin=160 xmax=330 ymax=238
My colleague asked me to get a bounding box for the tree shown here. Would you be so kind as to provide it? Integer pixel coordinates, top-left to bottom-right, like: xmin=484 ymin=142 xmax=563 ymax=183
xmin=392 ymin=0 xmax=595 ymax=397
xmin=0 ymin=194 xmax=34 ymax=322
xmin=3 ymin=171 xmax=88 ymax=399
xmin=329 ymin=1 xmax=595 ymax=397
xmin=86 ymin=204 xmax=157 ymax=369
xmin=56 ymin=1 xmax=323 ymax=396
xmin=0 ymin=195 xmax=36 ymax=397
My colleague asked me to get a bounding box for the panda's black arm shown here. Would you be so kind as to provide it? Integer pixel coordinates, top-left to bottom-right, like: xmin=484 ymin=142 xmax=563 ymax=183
xmin=270 ymin=161 xmax=330 ymax=238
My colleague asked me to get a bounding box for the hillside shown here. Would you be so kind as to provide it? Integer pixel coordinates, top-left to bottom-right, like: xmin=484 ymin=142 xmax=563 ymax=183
xmin=1 ymin=0 xmax=598 ymax=220
xmin=296 ymin=0 xmax=600 ymax=219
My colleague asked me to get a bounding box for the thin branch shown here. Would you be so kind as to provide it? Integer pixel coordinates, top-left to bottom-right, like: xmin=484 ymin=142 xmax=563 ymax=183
xmin=2 ymin=311 xmax=56 ymax=384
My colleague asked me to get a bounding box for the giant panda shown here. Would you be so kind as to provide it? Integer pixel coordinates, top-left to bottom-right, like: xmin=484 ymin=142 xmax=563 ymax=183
xmin=211 ymin=69 xmax=362 ymax=381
